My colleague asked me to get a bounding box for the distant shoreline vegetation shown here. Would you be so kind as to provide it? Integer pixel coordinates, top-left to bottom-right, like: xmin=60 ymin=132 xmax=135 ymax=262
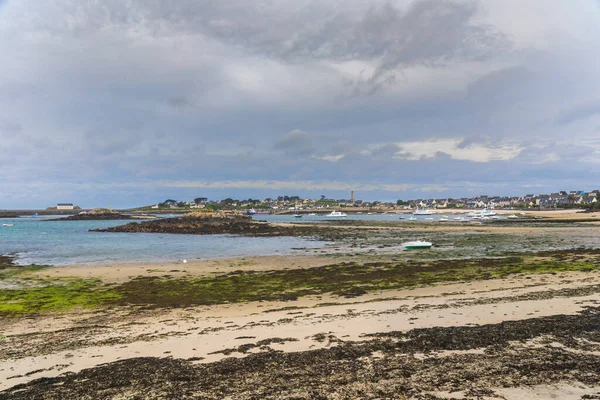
xmin=4 ymin=189 xmax=599 ymax=213
xmin=127 ymin=190 xmax=600 ymax=214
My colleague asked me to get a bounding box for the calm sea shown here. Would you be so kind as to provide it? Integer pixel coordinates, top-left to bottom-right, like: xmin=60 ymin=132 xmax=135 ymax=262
xmin=0 ymin=216 xmax=326 ymax=266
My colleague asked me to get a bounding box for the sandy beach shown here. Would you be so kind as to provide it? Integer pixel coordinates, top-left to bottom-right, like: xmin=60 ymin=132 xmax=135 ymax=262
xmin=2 ymin=216 xmax=600 ymax=399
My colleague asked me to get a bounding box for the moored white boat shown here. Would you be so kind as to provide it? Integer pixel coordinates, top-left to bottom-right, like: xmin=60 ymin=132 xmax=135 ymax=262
xmin=327 ymin=210 xmax=347 ymax=217
xmin=413 ymin=207 xmax=433 ymax=215
xmin=402 ymin=240 xmax=433 ymax=250
xmin=467 ymin=208 xmax=497 ymax=218
xmin=2 ymin=223 xmax=14 ymax=227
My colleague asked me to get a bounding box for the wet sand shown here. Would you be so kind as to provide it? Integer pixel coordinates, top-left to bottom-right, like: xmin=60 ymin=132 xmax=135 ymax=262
xmin=2 ymin=216 xmax=600 ymax=399
xmin=2 ymin=266 xmax=600 ymax=398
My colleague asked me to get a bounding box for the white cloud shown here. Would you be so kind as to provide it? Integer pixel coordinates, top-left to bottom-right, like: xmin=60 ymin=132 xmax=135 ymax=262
xmin=391 ymin=138 xmax=523 ymax=162
xmin=312 ymin=154 xmax=345 ymax=162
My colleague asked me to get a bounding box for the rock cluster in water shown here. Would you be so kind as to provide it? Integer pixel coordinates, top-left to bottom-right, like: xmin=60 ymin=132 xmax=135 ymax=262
xmin=91 ymin=214 xmax=339 ymax=238
xmin=0 ymin=212 xmax=18 ymax=219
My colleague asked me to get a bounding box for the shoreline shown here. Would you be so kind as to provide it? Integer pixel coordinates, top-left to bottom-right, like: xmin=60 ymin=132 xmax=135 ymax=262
xmin=2 ymin=218 xmax=600 ymax=398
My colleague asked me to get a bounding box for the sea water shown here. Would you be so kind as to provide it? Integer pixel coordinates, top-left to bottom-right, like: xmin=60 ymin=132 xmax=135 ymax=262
xmin=0 ymin=216 xmax=325 ymax=266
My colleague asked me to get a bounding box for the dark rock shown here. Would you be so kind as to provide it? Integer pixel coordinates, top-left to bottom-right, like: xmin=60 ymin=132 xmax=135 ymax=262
xmin=90 ymin=215 xmax=342 ymax=239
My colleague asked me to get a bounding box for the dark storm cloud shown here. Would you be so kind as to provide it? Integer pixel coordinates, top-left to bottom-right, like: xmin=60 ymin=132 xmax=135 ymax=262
xmin=19 ymin=0 xmax=507 ymax=88
xmin=188 ymin=0 xmax=509 ymax=88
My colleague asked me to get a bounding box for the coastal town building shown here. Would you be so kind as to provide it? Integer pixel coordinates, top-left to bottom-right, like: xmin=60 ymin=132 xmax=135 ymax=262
xmin=57 ymin=203 xmax=74 ymax=210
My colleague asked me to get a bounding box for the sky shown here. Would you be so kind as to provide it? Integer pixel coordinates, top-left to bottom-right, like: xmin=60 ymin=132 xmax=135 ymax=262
xmin=1 ymin=0 xmax=600 ymax=208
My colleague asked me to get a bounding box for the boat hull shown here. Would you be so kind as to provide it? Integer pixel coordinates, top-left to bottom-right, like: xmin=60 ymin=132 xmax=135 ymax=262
xmin=404 ymin=245 xmax=432 ymax=250
xmin=402 ymin=240 xmax=432 ymax=250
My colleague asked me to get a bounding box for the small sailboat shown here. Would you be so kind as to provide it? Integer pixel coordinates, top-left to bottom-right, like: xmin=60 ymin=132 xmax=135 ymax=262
xmin=293 ymin=214 xmax=303 ymax=218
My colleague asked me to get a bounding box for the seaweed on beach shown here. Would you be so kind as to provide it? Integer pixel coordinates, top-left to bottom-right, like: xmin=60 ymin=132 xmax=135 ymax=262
xmin=3 ymin=307 xmax=600 ymax=399
xmin=2 ymin=248 xmax=600 ymax=315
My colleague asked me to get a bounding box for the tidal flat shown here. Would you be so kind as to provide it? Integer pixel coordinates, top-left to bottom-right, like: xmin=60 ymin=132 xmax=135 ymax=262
xmin=2 ymin=219 xmax=600 ymax=399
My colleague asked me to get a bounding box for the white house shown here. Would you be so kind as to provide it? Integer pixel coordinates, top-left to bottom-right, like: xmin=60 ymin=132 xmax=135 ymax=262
xmin=57 ymin=203 xmax=74 ymax=210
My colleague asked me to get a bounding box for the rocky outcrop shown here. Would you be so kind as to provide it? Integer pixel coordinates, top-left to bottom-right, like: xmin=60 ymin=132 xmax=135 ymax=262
xmin=93 ymin=215 xmax=280 ymax=236
xmin=91 ymin=215 xmax=340 ymax=238
xmin=0 ymin=255 xmax=15 ymax=269
xmin=0 ymin=212 xmax=18 ymax=219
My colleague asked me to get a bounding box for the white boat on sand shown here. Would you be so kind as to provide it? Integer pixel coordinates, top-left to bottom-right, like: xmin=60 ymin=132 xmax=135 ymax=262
xmin=402 ymin=240 xmax=432 ymax=250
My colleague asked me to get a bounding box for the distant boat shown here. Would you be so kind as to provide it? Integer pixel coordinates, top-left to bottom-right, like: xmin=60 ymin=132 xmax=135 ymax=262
xmin=413 ymin=207 xmax=433 ymax=215
xmin=507 ymin=214 xmax=519 ymax=219
xmin=294 ymin=214 xmax=303 ymax=218
xmin=402 ymin=240 xmax=432 ymax=250
xmin=424 ymin=217 xmax=434 ymax=221
xmin=327 ymin=210 xmax=347 ymax=217
xmin=32 ymin=213 xmax=38 ymax=217
xmin=2 ymin=223 xmax=14 ymax=227
xmin=246 ymin=208 xmax=256 ymax=215
xmin=408 ymin=217 xmax=417 ymax=221
xmin=308 ymin=213 xmax=316 ymax=216
xmin=468 ymin=208 xmax=497 ymax=218
xmin=439 ymin=216 xmax=449 ymax=222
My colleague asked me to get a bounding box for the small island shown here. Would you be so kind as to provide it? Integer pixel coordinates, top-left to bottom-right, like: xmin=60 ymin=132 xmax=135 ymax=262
xmin=91 ymin=212 xmax=340 ymax=238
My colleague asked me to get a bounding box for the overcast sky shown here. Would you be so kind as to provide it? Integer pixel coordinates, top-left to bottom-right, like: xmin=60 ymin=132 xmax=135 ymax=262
xmin=1 ymin=0 xmax=600 ymax=208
